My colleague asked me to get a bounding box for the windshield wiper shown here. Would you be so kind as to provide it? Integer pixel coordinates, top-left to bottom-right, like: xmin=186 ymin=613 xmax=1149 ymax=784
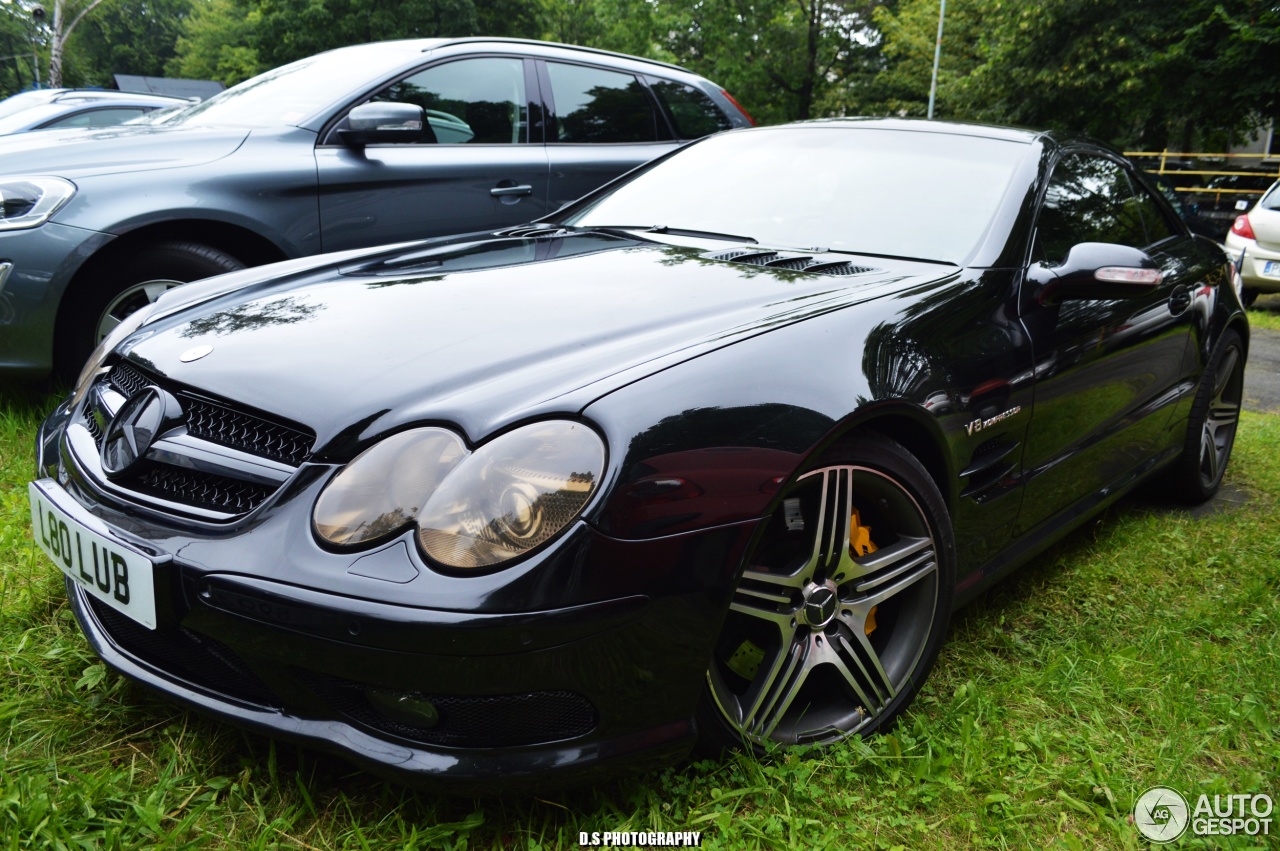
xmin=577 ymin=225 xmax=758 ymax=244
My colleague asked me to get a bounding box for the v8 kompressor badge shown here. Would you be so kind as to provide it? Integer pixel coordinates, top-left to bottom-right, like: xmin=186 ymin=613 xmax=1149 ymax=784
xmin=965 ymin=406 xmax=1023 ymax=436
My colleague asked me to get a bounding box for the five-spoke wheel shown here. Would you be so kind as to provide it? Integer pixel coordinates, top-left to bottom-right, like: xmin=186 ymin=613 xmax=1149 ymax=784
xmin=700 ymin=434 xmax=954 ymax=750
xmin=1169 ymin=328 xmax=1244 ymax=503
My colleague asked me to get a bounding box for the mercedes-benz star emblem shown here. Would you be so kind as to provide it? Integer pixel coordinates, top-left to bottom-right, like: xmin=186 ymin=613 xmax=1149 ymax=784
xmin=100 ymin=386 xmax=182 ymax=478
xmin=803 ymin=586 xmax=838 ymax=629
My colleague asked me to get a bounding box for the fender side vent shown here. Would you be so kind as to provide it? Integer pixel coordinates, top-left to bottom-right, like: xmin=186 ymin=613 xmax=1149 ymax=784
xmin=960 ymin=438 xmax=1019 ymax=500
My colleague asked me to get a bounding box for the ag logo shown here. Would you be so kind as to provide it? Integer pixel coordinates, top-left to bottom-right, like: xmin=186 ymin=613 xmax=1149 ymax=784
xmin=100 ymin=386 xmax=182 ymax=478
xmin=1134 ymin=786 xmax=1190 ymax=843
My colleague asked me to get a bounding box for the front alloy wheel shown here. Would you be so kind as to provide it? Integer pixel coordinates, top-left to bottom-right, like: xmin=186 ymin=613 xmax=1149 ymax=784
xmin=1168 ymin=327 xmax=1244 ymax=503
xmin=701 ymin=435 xmax=954 ymax=750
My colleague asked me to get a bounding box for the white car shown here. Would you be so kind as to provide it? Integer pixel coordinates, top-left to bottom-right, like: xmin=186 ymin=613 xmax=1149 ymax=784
xmin=1224 ymin=179 xmax=1280 ymax=306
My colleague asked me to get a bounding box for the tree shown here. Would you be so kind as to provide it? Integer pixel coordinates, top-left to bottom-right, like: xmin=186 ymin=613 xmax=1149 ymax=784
xmin=654 ymin=0 xmax=894 ymax=123
xmin=166 ymin=0 xmax=261 ymax=84
xmin=170 ymin=0 xmax=542 ymax=87
xmin=59 ymin=0 xmax=192 ymax=87
xmin=47 ymin=0 xmax=116 ymax=86
xmin=873 ymin=0 xmax=1280 ymax=149
xmin=0 ymin=0 xmax=41 ymax=95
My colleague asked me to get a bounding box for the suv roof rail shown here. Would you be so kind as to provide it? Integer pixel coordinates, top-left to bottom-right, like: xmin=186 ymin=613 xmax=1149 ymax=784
xmin=427 ymin=37 xmax=693 ymax=75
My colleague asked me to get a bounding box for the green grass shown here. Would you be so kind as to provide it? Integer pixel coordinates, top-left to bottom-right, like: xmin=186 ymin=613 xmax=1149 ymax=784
xmin=1 ymin=387 xmax=1277 ymax=849
xmin=1248 ymin=293 xmax=1280 ymax=331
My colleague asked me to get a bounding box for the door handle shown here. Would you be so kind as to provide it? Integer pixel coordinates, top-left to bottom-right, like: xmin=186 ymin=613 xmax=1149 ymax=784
xmin=490 ymin=184 xmax=533 ymax=197
xmin=1169 ymin=284 xmax=1192 ymax=315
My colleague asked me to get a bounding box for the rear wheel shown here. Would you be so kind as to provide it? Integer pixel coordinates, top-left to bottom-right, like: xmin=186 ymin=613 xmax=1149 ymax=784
xmin=1167 ymin=328 xmax=1244 ymax=503
xmin=57 ymin=241 xmax=244 ymax=379
xmin=697 ymin=434 xmax=955 ymax=752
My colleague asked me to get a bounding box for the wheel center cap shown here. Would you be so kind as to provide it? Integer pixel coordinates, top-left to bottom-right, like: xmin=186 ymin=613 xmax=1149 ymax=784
xmin=801 ymin=584 xmax=839 ymax=629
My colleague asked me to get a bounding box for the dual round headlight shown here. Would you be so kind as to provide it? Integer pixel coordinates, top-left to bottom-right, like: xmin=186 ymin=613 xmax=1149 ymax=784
xmin=313 ymin=420 xmax=605 ymax=570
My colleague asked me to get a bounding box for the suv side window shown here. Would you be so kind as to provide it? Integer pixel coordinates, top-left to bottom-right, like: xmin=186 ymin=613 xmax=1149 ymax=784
xmin=648 ymin=78 xmax=731 ymax=138
xmin=370 ymin=57 xmax=527 ymax=144
xmin=545 ymin=62 xmax=658 ymax=143
xmin=43 ymin=107 xmax=147 ymax=128
xmin=1035 ymin=153 xmax=1148 ymax=264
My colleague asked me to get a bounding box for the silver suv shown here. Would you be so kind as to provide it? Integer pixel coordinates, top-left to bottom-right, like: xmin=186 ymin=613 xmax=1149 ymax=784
xmin=0 ymin=38 xmax=752 ymax=378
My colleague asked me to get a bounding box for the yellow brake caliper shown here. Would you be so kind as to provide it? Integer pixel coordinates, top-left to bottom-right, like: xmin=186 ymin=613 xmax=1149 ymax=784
xmin=850 ymin=508 xmax=879 ymax=636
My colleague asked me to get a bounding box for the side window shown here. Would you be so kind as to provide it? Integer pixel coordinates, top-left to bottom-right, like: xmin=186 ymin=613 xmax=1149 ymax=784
xmin=1035 ymin=153 xmax=1148 ymax=264
xmin=370 ymin=57 xmax=527 ymax=144
xmin=43 ymin=107 xmax=146 ymax=128
xmin=1129 ymin=175 xmax=1181 ymax=244
xmin=648 ymin=78 xmax=731 ymax=138
xmin=546 ymin=62 xmax=657 ymax=143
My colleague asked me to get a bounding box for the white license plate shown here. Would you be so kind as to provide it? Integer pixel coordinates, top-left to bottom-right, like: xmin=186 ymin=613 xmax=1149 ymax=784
xmin=1263 ymin=260 xmax=1280 ymax=277
xmin=29 ymin=481 xmax=157 ymax=629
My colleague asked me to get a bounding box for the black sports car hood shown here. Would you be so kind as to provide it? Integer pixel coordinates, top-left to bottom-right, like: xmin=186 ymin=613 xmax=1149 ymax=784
xmin=0 ymin=124 xmax=249 ymax=179
xmin=122 ymin=233 xmax=947 ymax=454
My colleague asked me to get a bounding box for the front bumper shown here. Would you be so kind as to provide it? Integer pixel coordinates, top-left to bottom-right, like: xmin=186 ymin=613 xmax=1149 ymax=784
xmin=0 ymin=222 xmax=114 ymax=377
xmin=36 ymin=407 xmax=756 ymax=791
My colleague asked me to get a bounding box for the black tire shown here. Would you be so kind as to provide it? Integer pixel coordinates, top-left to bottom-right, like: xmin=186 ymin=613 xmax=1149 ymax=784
xmin=696 ymin=433 xmax=955 ymax=755
xmin=1166 ymin=328 xmax=1245 ymax=503
xmin=57 ymin=241 xmax=245 ymax=380
xmin=1241 ymin=288 xmax=1259 ymax=309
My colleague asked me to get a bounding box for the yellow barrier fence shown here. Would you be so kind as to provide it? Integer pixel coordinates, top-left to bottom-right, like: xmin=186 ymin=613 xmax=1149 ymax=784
xmin=1124 ymin=151 xmax=1280 ymax=196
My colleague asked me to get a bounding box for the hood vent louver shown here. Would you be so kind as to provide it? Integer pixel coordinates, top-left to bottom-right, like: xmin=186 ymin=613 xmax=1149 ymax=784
xmin=704 ymin=249 xmax=879 ymax=277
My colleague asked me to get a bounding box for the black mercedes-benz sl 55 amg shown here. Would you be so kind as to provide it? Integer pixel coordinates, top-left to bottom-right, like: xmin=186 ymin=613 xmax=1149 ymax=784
xmin=30 ymin=119 xmax=1247 ymax=791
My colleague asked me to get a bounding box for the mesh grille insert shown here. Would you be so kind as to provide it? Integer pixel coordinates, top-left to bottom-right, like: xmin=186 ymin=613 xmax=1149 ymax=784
xmin=181 ymin=397 xmax=313 ymax=466
xmin=109 ymin=361 xmax=150 ymax=397
xmin=129 ymin=462 xmax=275 ymax=514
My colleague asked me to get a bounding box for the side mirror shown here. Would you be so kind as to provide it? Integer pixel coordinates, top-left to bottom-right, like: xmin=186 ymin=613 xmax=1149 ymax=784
xmin=1029 ymin=242 xmax=1162 ymax=302
xmin=338 ymin=102 xmax=428 ymax=147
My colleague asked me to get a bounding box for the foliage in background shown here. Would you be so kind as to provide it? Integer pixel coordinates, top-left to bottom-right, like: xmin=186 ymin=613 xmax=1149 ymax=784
xmin=0 ymin=0 xmax=42 ymax=92
xmin=5 ymin=0 xmax=1279 ymax=151
xmin=60 ymin=0 xmax=190 ymax=87
xmin=165 ymin=0 xmax=257 ymax=84
xmin=873 ymin=0 xmax=1280 ymax=149
xmin=646 ymin=0 xmax=893 ymax=124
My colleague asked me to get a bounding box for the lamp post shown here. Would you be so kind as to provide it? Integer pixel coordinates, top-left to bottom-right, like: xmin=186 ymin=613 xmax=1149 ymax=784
xmin=30 ymin=4 xmax=44 ymax=88
xmin=926 ymin=0 xmax=945 ymax=119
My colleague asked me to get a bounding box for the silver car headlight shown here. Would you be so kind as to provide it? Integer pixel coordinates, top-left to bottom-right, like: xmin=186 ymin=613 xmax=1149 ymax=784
xmin=313 ymin=427 xmax=469 ymax=547
xmin=0 ymin=177 xmax=76 ymax=231
xmin=314 ymin=420 xmax=605 ymax=570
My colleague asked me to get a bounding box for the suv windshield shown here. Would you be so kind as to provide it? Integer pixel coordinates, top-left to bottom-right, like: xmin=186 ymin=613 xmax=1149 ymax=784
xmin=561 ymin=126 xmax=1029 ymax=265
xmin=146 ymin=46 xmax=416 ymax=129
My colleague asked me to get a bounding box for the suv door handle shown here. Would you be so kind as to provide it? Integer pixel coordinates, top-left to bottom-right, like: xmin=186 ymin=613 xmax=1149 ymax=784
xmin=490 ymin=184 xmax=533 ymax=197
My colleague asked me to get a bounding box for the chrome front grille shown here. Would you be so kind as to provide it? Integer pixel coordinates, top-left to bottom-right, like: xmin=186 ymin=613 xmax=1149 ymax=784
xmin=76 ymin=361 xmax=315 ymax=520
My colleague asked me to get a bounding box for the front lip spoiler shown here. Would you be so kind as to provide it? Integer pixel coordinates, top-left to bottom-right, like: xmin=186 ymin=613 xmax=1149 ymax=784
xmin=66 ymin=579 xmax=696 ymax=793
